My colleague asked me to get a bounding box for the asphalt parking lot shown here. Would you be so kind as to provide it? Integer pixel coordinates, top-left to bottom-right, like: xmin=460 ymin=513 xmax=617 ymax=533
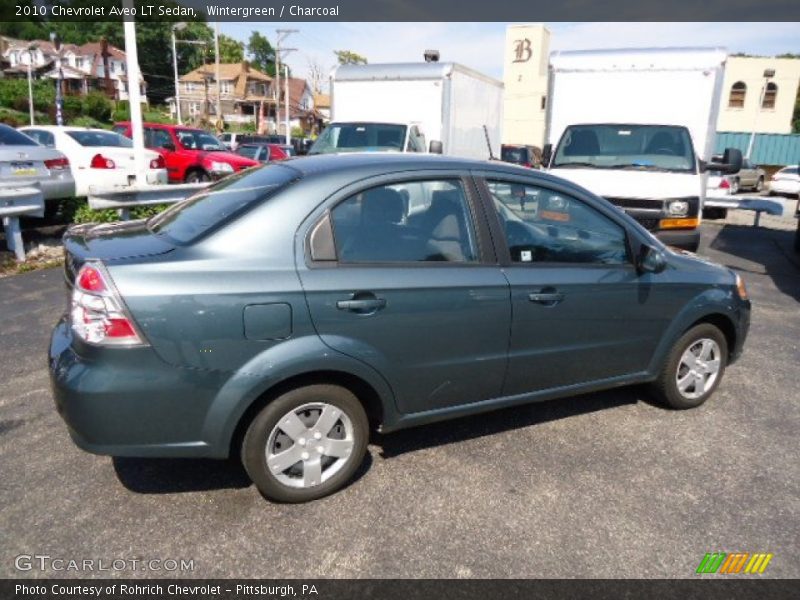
xmin=1 ymin=214 xmax=798 ymax=579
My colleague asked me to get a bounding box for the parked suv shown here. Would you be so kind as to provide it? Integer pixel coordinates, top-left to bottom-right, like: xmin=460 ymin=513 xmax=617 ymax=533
xmin=50 ymin=154 xmax=750 ymax=503
xmin=113 ymin=122 xmax=258 ymax=183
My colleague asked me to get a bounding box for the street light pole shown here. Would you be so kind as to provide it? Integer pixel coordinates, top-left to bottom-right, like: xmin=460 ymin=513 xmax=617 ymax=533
xmin=214 ymin=22 xmax=222 ymax=133
xmin=746 ymin=68 xmax=775 ymax=159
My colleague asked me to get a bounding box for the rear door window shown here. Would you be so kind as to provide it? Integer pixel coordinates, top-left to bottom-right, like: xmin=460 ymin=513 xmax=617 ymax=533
xmin=330 ymin=179 xmax=478 ymax=263
xmin=22 ymin=129 xmax=54 ymax=147
xmin=147 ymin=164 xmax=298 ymax=244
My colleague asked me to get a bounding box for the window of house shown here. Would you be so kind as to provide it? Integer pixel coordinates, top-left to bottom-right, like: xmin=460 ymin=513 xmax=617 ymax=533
xmin=762 ymin=82 xmax=778 ymax=109
xmin=728 ymin=81 xmax=746 ymax=108
xmin=189 ymin=103 xmax=199 ymax=116
xmin=330 ymin=180 xmax=478 ymax=264
xmin=221 ymin=81 xmax=232 ymax=94
xmin=486 ymin=181 xmax=629 ymax=265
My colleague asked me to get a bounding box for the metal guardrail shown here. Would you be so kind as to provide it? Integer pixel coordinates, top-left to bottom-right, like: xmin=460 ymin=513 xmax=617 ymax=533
xmin=0 ymin=184 xmax=45 ymax=262
xmin=87 ymin=182 xmax=210 ymax=219
xmin=704 ymin=194 xmax=784 ymax=227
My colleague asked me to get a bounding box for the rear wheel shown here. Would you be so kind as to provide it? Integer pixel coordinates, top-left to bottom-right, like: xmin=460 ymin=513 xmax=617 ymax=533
xmin=651 ymin=323 xmax=728 ymax=409
xmin=241 ymin=384 xmax=369 ymax=502
xmin=730 ymin=178 xmax=740 ymax=194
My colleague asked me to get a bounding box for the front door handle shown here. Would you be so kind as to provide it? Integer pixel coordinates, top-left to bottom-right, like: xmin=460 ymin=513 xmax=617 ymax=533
xmin=528 ymin=290 xmax=564 ymax=305
xmin=336 ymin=295 xmax=387 ymax=313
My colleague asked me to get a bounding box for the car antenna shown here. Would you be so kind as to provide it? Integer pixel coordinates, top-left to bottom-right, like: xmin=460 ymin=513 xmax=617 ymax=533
xmin=483 ymin=125 xmax=495 ymax=161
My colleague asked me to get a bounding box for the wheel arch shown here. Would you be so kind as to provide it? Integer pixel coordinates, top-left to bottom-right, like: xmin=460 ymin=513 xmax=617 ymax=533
xmin=227 ymin=370 xmax=385 ymax=459
xmin=184 ymin=165 xmax=209 ymax=182
xmin=685 ymin=313 xmax=737 ymax=359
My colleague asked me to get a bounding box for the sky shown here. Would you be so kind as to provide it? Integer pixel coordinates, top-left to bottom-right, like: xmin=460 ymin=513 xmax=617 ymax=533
xmin=219 ymin=22 xmax=800 ymax=90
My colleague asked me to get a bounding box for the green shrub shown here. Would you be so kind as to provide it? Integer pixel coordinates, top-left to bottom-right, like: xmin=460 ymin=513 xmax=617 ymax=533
xmin=62 ymin=95 xmax=83 ymax=120
xmin=84 ymin=92 xmax=112 ymax=122
xmin=72 ymin=202 xmax=171 ymax=224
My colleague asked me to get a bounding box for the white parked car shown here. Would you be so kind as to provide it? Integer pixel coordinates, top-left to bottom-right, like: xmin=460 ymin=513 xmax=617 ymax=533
xmin=768 ymin=165 xmax=800 ymax=198
xmin=18 ymin=126 xmax=167 ymax=197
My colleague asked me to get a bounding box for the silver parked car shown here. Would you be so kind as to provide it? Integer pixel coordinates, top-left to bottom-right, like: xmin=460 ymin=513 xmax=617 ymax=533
xmin=0 ymin=124 xmax=75 ymax=201
xmin=708 ymin=157 xmax=766 ymax=195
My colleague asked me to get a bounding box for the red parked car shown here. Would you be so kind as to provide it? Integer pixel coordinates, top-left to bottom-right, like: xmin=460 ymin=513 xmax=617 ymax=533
xmin=112 ymin=122 xmax=258 ymax=183
xmin=234 ymin=143 xmax=290 ymax=163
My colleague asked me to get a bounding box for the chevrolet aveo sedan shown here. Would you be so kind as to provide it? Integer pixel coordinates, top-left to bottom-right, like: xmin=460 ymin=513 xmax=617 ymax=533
xmin=50 ymin=154 xmax=750 ymax=502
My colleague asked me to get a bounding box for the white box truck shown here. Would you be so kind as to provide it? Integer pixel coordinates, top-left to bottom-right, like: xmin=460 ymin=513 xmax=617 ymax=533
xmin=542 ymin=47 xmax=742 ymax=251
xmin=309 ymin=61 xmax=504 ymax=161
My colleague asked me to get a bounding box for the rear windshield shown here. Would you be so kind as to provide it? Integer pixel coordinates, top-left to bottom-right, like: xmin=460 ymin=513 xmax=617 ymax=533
xmin=236 ymin=145 xmax=262 ymax=160
xmin=66 ymin=130 xmax=133 ymax=147
xmin=0 ymin=126 xmax=38 ymax=146
xmin=502 ymin=147 xmax=527 ymax=163
xmin=147 ymin=164 xmax=297 ymax=244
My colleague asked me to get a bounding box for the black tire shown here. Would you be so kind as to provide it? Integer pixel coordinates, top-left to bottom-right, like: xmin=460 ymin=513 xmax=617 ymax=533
xmin=651 ymin=323 xmax=728 ymax=410
xmin=241 ymin=384 xmax=369 ymax=503
xmin=185 ymin=169 xmax=210 ymax=183
xmin=794 ymin=218 xmax=800 ymax=254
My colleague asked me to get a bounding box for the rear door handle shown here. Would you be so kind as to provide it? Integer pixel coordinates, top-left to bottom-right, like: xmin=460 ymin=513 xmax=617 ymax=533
xmin=528 ymin=291 xmax=564 ymax=305
xmin=336 ymin=297 xmax=387 ymax=312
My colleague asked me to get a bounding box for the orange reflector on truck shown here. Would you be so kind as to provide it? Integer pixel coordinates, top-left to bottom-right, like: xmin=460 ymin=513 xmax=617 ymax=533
xmin=659 ymin=217 xmax=700 ymax=230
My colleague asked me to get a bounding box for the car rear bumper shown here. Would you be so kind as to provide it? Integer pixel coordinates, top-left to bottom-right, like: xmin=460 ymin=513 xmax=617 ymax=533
xmin=39 ymin=176 xmax=76 ymax=201
xmin=49 ymin=318 xmax=225 ymax=458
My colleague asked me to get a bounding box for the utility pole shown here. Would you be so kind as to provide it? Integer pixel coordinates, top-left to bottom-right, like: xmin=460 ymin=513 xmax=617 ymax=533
xmin=284 ymin=65 xmax=290 ymax=144
xmin=122 ymin=0 xmax=146 ymax=188
xmin=26 ymin=43 xmax=37 ymax=126
xmin=214 ymin=22 xmax=222 ymax=133
xmin=171 ymin=22 xmax=187 ymax=124
xmin=275 ymin=28 xmax=297 ymax=136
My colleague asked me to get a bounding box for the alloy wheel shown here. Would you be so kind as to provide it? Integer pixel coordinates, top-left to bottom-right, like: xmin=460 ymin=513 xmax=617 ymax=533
xmin=676 ymin=338 xmax=721 ymax=400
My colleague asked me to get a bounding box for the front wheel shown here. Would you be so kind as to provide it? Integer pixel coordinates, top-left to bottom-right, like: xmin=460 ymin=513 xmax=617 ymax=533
xmin=651 ymin=324 xmax=728 ymax=409
xmin=241 ymin=384 xmax=369 ymax=502
xmin=185 ymin=170 xmax=210 ymax=183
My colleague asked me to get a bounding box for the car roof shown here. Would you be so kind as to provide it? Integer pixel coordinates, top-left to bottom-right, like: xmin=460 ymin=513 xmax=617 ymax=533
xmin=21 ymin=126 xmax=118 ymax=133
xmin=282 ymin=153 xmax=562 ymax=183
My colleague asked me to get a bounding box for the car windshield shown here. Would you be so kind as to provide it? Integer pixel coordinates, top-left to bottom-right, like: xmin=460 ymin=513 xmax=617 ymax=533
xmin=309 ymin=123 xmax=407 ymax=154
xmin=175 ymin=129 xmax=225 ymax=152
xmin=0 ymin=126 xmax=38 ymax=146
xmin=147 ymin=164 xmax=297 ymax=244
xmin=66 ymin=130 xmax=133 ymax=147
xmin=552 ymin=124 xmax=696 ymax=173
xmin=236 ymin=146 xmax=261 ymax=160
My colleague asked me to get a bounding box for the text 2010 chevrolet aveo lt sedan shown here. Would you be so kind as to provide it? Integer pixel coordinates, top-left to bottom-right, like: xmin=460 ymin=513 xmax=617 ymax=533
xmin=50 ymin=154 xmax=750 ymax=502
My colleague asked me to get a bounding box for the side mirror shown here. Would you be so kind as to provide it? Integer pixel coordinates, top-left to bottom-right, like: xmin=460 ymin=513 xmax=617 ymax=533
xmin=703 ymin=147 xmax=742 ymax=175
xmin=542 ymin=143 xmax=553 ymax=168
xmin=429 ymin=140 xmax=443 ymax=155
xmin=637 ymin=243 xmax=667 ymax=274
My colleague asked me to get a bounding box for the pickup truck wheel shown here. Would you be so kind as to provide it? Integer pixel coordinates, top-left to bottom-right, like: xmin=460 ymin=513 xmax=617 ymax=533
xmin=241 ymin=384 xmax=369 ymax=503
xmin=185 ymin=170 xmax=210 ymax=183
xmin=651 ymin=324 xmax=728 ymax=409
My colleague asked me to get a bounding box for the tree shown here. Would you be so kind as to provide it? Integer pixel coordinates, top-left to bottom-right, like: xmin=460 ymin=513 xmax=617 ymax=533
xmin=308 ymin=58 xmax=327 ymax=94
xmin=334 ymin=50 xmax=367 ymax=65
xmin=218 ymin=34 xmax=244 ymax=64
xmin=247 ymin=31 xmax=276 ymax=76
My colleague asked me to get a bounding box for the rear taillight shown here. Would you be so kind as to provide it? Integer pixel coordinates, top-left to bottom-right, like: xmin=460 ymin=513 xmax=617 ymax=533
xmin=719 ymin=178 xmax=730 ymax=189
xmin=71 ymin=263 xmax=146 ymax=346
xmin=90 ymin=154 xmax=116 ymax=169
xmin=150 ymin=155 xmax=165 ymax=169
xmin=44 ymin=157 xmax=69 ymax=170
